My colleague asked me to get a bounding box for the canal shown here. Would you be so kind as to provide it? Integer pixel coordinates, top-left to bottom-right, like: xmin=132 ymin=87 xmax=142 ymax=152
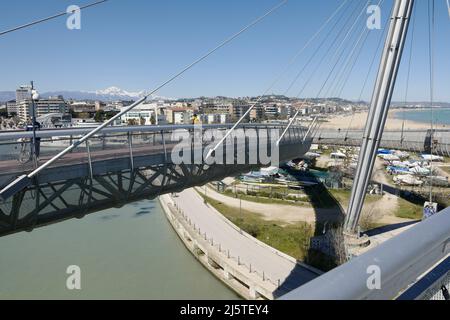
xmin=0 ymin=199 xmax=239 ymax=300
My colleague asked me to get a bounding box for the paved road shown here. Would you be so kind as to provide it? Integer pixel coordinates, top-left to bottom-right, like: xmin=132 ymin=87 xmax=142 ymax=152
xmin=172 ymin=189 xmax=320 ymax=292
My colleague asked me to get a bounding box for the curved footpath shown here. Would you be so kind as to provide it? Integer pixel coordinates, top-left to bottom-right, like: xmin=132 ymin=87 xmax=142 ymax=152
xmin=159 ymin=189 xmax=321 ymax=300
xmin=197 ymin=185 xmax=341 ymax=224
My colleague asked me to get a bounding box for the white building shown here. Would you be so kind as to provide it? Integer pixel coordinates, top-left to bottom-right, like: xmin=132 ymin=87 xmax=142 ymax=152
xmin=6 ymin=100 xmax=19 ymax=117
xmin=120 ymin=102 xmax=168 ymax=125
xmin=16 ymin=85 xmax=31 ymax=103
xmin=199 ymin=113 xmax=230 ymax=124
xmin=17 ymin=96 xmax=68 ymax=121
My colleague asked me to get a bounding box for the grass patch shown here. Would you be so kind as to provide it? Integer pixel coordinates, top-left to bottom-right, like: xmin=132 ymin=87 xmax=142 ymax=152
xmin=395 ymin=198 xmax=423 ymax=220
xmin=223 ymin=186 xmax=382 ymax=210
xmin=222 ymin=190 xmax=309 ymax=207
xmin=199 ymin=193 xmax=314 ymax=261
xmin=329 ymin=189 xmax=381 ymax=207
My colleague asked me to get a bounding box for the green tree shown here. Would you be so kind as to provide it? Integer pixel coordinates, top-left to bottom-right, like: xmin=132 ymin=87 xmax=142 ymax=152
xmin=94 ymin=110 xmax=106 ymax=122
xmin=127 ymin=119 xmax=137 ymax=126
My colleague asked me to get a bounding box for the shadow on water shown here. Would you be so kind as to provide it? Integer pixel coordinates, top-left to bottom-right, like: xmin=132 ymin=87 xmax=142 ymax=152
xmin=273 ymin=168 xmax=346 ymax=298
xmin=99 ymin=214 xmax=120 ymax=221
xmin=134 ymin=203 xmax=156 ymax=217
xmin=135 ymin=210 xmax=153 ymax=217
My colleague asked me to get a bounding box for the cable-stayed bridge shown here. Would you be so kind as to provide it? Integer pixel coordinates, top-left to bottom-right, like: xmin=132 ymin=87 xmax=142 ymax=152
xmin=0 ymin=124 xmax=313 ymax=237
xmin=0 ymin=0 xmax=449 ymax=300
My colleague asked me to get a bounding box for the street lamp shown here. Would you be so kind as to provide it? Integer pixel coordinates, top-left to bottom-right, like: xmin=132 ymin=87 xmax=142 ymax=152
xmin=30 ymin=81 xmax=40 ymax=167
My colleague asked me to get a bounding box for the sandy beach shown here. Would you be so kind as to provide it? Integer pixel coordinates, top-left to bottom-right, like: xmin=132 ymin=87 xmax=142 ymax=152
xmin=321 ymin=109 xmax=447 ymax=131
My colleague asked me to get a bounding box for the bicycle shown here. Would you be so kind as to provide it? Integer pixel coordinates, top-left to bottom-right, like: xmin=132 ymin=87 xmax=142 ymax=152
xmin=17 ymin=138 xmax=32 ymax=164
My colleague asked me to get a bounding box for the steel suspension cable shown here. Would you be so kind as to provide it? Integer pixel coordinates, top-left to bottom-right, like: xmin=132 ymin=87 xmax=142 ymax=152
xmin=401 ymin=3 xmax=417 ymax=143
xmin=206 ymin=0 xmax=351 ymax=159
xmin=282 ymin=0 xmax=358 ymax=96
xmin=0 ymin=1 xmax=291 ymax=198
xmin=343 ymin=16 xmax=390 ymax=139
xmin=277 ymin=1 xmax=370 ymax=143
xmin=0 ymin=0 xmax=109 ymax=37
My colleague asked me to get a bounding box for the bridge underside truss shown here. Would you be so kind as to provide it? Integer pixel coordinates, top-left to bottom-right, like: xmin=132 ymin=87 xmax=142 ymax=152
xmin=0 ymin=162 xmax=256 ymax=237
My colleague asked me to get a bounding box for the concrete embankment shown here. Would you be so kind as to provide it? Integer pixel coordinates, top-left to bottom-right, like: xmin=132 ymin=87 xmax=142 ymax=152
xmin=159 ymin=189 xmax=321 ymax=300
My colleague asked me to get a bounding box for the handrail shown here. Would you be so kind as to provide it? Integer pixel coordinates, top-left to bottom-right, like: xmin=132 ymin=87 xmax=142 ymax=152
xmin=0 ymin=123 xmax=307 ymax=141
xmin=280 ymin=208 xmax=450 ymax=300
xmin=0 ymin=123 xmax=308 ymax=201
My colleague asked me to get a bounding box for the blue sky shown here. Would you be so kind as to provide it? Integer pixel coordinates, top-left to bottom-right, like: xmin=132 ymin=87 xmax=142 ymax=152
xmin=0 ymin=0 xmax=449 ymax=102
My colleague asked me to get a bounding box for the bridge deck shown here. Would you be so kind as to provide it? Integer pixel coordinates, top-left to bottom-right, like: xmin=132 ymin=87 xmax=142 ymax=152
xmin=0 ymin=124 xmax=313 ymax=237
xmin=0 ymin=143 xmax=171 ymax=180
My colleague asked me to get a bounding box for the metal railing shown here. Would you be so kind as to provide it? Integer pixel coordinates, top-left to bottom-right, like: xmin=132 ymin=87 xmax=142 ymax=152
xmin=314 ymin=128 xmax=450 ymax=156
xmin=280 ymin=207 xmax=450 ymax=300
xmin=397 ymin=257 xmax=450 ymax=300
xmin=0 ymin=123 xmax=312 ymax=199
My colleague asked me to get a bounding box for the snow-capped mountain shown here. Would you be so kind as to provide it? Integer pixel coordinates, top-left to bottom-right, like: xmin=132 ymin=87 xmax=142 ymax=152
xmin=92 ymin=86 xmax=147 ymax=99
xmin=87 ymin=86 xmax=172 ymax=101
xmin=0 ymin=86 xmax=173 ymax=102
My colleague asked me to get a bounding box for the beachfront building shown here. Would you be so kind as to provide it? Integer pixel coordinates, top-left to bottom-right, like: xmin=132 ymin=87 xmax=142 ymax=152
xmin=16 ymin=85 xmax=31 ymax=103
xmin=199 ymin=113 xmax=230 ymax=124
xmin=264 ymin=104 xmax=279 ymax=118
xmin=69 ymin=101 xmax=97 ymax=113
xmin=120 ymin=102 xmax=168 ymax=125
xmin=6 ymin=100 xmax=19 ymax=117
xmin=231 ymin=102 xmax=251 ymax=122
xmin=165 ymin=107 xmax=195 ymax=124
xmin=17 ymin=96 xmax=69 ymax=122
xmin=198 ymin=102 xmax=232 ymax=115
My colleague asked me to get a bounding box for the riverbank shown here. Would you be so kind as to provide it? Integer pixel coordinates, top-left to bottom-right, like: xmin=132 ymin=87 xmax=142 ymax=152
xmin=0 ymin=199 xmax=239 ymax=300
xmin=159 ymin=190 xmax=321 ymax=300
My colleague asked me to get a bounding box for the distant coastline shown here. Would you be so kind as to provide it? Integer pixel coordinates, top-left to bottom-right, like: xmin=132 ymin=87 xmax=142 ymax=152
xmin=391 ymin=108 xmax=450 ymax=126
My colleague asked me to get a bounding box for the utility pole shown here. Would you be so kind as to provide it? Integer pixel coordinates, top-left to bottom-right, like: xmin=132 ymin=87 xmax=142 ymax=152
xmin=344 ymin=0 xmax=415 ymax=234
xmin=30 ymin=81 xmax=38 ymax=168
